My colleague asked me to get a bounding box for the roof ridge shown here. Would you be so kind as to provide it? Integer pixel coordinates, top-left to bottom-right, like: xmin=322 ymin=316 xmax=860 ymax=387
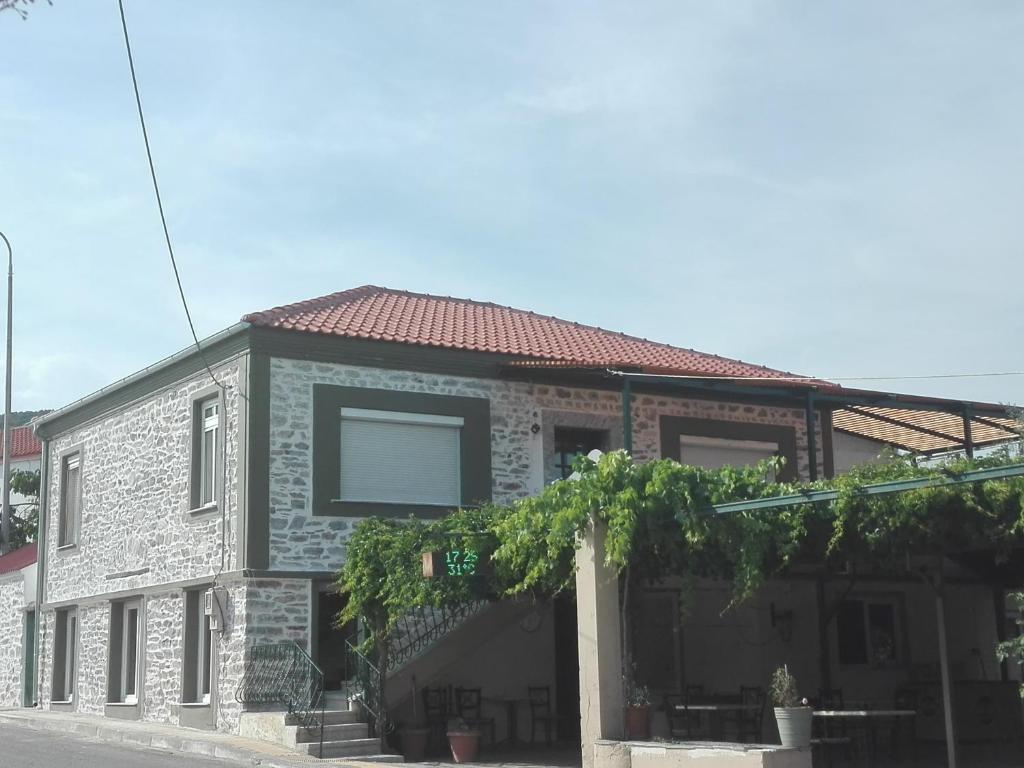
xmin=245 ymin=285 xmax=799 ymax=377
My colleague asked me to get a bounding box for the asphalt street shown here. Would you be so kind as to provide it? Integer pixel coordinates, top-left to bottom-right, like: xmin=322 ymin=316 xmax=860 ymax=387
xmin=0 ymin=722 xmax=242 ymax=767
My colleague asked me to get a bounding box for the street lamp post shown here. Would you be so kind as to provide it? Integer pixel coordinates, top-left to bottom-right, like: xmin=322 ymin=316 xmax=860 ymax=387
xmin=0 ymin=231 xmax=11 ymax=555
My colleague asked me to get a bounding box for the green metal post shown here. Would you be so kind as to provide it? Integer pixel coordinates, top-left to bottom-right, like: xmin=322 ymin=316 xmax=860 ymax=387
xmin=962 ymin=405 xmax=975 ymax=459
xmin=622 ymin=378 xmax=633 ymax=455
xmin=805 ymin=393 xmax=818 ymax=482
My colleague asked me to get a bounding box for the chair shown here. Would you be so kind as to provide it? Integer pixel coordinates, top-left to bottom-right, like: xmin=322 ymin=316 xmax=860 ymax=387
xmin=528 ymin=686 xmax=560 ymax=745
xmin=735 ymin=686 xmax=765 ymax=743
xmin=423 ymin=686 xmax=449 ymax=753
xmin=890 ymin=688 xmax=918 ymax=760
xmin=665 ymin=686 xmax=706 ymax=740
xmin=454 ymin=687 xmax=496 ymax=747
xmin=811 ymin=688 xmax=852 ymax=766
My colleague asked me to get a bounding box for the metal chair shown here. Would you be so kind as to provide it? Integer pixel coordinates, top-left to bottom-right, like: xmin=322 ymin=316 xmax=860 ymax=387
xmin=812 ymin=688 xmax=852 ymax=766
xmin=735 ymin=686 xmax=765 ymax=742
xmin=527 ymin=686 xmax=560 ymax=745
xmin=455 ymin=687 xmax=496 ymax=747
xmin=665 ymin=686 xmax=706 ymax=740
xmin=890 ymin=687 xmax=918 ymax=760
xmin=422 ymin=686 xmax=449 ymax=753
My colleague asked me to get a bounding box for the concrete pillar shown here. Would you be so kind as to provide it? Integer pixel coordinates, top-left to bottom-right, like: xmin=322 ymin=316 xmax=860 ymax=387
xmin=577 ymin=515 xmax=624 ymax=768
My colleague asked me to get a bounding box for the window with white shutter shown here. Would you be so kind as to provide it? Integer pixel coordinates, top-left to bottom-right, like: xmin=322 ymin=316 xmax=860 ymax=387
xmin=58 ymin=452 xmax=81 ymax=547
xmin=338 ymin=408 xmax=463 ymax=506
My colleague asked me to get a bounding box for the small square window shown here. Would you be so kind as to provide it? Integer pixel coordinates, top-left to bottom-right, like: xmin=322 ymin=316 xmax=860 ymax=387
xmin=58 ymin=452 xmax=82 ymax=547
xmin=837 ymin=597 xmax=904 ymax=667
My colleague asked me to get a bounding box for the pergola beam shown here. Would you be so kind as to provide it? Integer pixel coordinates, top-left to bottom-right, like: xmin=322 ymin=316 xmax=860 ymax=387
xmin=708 ymin=462 xmax=1024 ymax=515
xmin=843 ymin=404 xmax=966 ymax=447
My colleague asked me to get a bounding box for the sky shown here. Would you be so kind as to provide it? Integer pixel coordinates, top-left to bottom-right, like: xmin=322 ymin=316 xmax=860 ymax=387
xmin=2 ymin=1 xmax=1023 ymax=411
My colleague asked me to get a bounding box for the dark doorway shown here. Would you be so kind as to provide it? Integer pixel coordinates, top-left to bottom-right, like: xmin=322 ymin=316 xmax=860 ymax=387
xmin=553 ymin=427 xmax=609 ymax=480
xmin=553 ymin=593 xmax=581 ymax=742
xmin=314 ymin=588 xmax=357 ymax=691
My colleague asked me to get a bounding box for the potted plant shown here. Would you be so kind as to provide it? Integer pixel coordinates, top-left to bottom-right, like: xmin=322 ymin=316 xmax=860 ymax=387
xmin=398 ymin=676 xmax=430 ymax=762
xmin=624 ymin=680 xmax=651 ymax=740
xmin=769 ymin=665 xmax=812 ymax=749
xmin=446 ymin=717 xmax=481 ymax=763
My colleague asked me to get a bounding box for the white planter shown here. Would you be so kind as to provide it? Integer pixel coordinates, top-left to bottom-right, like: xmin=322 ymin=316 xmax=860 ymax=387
xmin=774 ymin=706 xmax=812 ymax=748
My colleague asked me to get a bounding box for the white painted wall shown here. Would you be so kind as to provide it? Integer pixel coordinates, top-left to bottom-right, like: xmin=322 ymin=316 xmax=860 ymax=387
xmin=832 ymin=432 xmax=886 ymax=475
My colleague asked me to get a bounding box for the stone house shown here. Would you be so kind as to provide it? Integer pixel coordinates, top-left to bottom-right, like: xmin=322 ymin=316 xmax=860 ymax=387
xmin=0 ymin=543 xmax=38 ymax=708
xmin=25 ymin=286 xmax=1021 ymax=752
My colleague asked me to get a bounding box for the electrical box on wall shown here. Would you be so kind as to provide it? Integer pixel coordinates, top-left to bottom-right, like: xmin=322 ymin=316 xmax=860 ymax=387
xmin=204 ymin=587 xmax=228 ymax=632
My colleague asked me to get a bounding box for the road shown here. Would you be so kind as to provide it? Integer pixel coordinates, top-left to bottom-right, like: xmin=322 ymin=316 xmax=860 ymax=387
xmin=0 ymin=721 xmax=242 ymax=767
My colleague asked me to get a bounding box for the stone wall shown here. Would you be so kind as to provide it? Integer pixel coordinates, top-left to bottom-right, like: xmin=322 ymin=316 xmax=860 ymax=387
xmin=267 ymin=358 xmax=821 ymax=571
xmin=0 ymin=572 xmax=26 ymax=707
xmin=142 ymin=591 xmax=183 ymax=725
xmin=43 ymin=359 xmax=243 ymax=605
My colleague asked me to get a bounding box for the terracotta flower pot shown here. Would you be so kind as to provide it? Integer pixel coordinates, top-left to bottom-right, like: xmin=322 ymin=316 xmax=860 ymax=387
xmin=625 ymin=705 xmax=650 ymax=740
xmin=447 ymin=730 xmax=481 ymax=763
xmin=400 ymin=726 xmax=430 ymax=762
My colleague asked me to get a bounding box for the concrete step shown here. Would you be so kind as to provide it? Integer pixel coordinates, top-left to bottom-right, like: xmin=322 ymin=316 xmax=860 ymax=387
xmin=296 ymin=737 xmax=384 ymax=758
xmin=289 ymin=721 xmax=369 ymax=744
xmin=322 ymin=691 xmax=353 ymax=711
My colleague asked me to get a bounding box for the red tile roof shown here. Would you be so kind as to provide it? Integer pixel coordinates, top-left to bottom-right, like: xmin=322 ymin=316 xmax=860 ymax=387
xmin=0 ymin=543 xmax=36 ymax=576
xmin=0 ymin=426 xmax=41 ymax=460
xmin=243 ymin=286 xmax=800 ymax=379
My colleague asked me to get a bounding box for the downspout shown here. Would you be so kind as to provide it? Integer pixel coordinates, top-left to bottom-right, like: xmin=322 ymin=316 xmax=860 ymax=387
xmin=33 ymin=437 xmax=48 ymax=707
xmin=621 ymin=378 xmax=633 ymax=455
xmin=805 ymin=392 xmax=818 ymax=482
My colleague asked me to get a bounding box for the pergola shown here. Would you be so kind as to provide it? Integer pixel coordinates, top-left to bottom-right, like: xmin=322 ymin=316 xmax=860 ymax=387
xmin=559 ymin=368 xmax=1023 ymax=768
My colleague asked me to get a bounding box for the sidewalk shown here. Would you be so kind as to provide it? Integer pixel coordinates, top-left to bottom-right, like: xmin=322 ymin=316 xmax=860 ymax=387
xmin=0 ymin=707 xmax=400 ymax=768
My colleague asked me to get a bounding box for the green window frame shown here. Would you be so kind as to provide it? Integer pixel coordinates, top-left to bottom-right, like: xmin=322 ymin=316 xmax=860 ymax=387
xmin=311 ymin=385 xmax=492 ymax=518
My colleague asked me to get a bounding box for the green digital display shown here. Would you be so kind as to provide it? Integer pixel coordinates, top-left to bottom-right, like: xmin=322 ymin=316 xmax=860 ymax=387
xmin=444 ymin=548 xmax=479 ymax=577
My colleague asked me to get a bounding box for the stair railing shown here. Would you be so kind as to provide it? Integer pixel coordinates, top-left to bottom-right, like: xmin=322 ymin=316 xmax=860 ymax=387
xmin=345 ymin=638 xmax=392 ymax=748
xmin=388 ymin=601 xmax=488 ymax=669
xmin=235 ymin=641 xmax=325 ymax=759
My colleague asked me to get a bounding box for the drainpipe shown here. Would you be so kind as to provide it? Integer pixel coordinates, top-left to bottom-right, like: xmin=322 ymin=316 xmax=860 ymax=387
xmin=621 ymin=378 xmax=633 ymax=455
xmin=805 ymin=393 xmax=818 ymax=482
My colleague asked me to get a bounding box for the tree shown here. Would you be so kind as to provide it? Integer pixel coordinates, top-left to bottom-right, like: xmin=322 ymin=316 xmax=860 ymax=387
xmin=0 ymin=0 xmax=51 ymax=19
xmin=6 ymin=468 xmax=38 ymax=549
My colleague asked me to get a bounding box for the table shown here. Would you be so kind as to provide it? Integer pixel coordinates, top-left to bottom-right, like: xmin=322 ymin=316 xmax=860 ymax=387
xmin=675 ymin=704 xmax=762 ymax=740
xmin=813 ymin=710 xmax=916 ymax=766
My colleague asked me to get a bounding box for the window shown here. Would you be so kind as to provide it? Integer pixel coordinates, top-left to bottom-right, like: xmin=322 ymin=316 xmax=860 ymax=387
xmin=183 ymin=590 xmax=214 ymax=704
xmin=837 ymin=597 xmax=904 ymax=667
xmin=679 ymin=435 xmax=778 ymax=479
xmin=553 ymin=427 xmax=608 ymax=480
xmin=58 ymin=452 xmax=81 ymax=547
xmin=108 ymin=599 xmax=142 ymax=705
xmin=51 ymin=607 xmax=77 ymax=702
xmin=659 ymin=416 xmax=798 ymax=482
xmin=190 ymin=395 xmax=220 ymax=510
xmin=311 ymin=385 xmax=491 ymax=517
xmin=339 ymin=408 xmax=463 ymax=506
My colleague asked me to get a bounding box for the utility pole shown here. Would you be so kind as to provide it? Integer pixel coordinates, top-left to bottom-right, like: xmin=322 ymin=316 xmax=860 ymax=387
xmin=0 ymin=231 xmax=11 ymax=555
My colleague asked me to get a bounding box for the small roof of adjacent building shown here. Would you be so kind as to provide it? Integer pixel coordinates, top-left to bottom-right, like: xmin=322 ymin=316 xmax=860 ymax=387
xmin=0 ymin=542 xmax=36 ymax=576
xmin=0 ymin=425 xmax=42 ymax=461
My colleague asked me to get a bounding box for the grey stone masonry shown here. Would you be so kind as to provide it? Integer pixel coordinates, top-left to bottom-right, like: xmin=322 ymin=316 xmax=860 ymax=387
xmin=0 ymin=572 xmax=27 ymax=707
xmin=43 ymin=360 xmax=242 ymax=606
xmin=267 ymin=357 xmax=822 ymax=571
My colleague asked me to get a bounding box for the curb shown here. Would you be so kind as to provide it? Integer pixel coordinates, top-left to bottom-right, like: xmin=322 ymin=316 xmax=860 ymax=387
xmin=0 ymin=710 xmax=333 ymax=766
